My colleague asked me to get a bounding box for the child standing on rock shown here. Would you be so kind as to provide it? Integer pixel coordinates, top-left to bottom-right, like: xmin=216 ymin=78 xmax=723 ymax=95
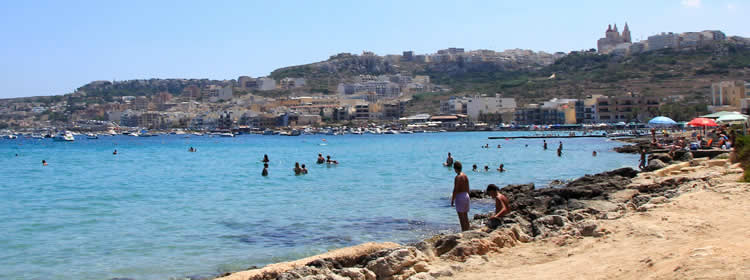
xmin=486 ymin=184 xmax=511 ymax=229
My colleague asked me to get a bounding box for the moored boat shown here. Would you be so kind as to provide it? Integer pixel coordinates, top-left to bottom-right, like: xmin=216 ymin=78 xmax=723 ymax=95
xmin=53 ymin=131 xmax=75 ymax=141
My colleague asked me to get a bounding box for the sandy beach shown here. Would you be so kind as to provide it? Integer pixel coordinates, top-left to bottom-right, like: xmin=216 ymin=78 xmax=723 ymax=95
xmin=440 ymin=163 xmax=750 ymax=280
xmin=214 ymin=150 xmax=749 ymax=280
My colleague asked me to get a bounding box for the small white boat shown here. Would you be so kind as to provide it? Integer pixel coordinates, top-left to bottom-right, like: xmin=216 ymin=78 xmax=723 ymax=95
xmin=219 ymin=132 xmax=234 ymax=137
xmin=53 ymin=131 xmax=75 ymax=141
xmin=86 ymin=133 xmax=99 ymax=139
xmin=1 ymin=135 xmax=17 ymax=139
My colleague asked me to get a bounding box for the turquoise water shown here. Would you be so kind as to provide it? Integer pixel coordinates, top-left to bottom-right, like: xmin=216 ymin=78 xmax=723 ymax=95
xmin=0 ymin=132 xmax=637 ymax=280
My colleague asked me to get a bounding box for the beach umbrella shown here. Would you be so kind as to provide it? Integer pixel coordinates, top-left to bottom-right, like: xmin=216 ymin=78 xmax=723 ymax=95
xmin=716 ymin=114 xmax=748 ymax=123
xmin=688 ymin=118 xmax=718 ymax=127
xmin=688 ymin=117 xmax=719 ymax=136
xmin=700 ymin=111 xmax=742 ymax=119
xmin=648 ymin=116 xmax=676 ymax=126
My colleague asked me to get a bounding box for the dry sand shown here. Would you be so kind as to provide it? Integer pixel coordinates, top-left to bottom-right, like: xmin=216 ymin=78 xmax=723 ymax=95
xmin=440 ymin=172 xmax=750 ymax=280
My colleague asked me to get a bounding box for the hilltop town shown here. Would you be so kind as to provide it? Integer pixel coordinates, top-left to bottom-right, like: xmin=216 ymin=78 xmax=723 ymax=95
xmin=1 ymin=25 xmax=749 ymax=133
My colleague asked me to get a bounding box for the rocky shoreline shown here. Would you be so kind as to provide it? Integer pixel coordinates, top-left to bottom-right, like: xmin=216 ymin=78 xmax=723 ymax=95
xmin=214 ymin=145 xmax=739 ymax=280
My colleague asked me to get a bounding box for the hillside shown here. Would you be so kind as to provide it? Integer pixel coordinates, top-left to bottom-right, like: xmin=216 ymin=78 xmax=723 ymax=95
xmin=4 ymin=38 xmax=749 ymax=124
xmin=269 ymin=50 xmax=562 ymax=94
xmin=404 ymin=40 xmax=750 ymax=119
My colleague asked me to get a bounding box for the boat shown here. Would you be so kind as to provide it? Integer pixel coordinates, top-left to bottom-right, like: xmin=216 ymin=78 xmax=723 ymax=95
xmin=31 ymin=133 xmax=44 ymax=139
xmin=1 ymin=135 xmax=17 ymax=139
xmin=219 ymin=132 xmax=235 ymax=137
xmin=263 ymin=129 xmax=275 ymax=136
xmin=53 ymin=131 xmax=75 ymax=141
xmin=86 ymin=133 xmax=99 ymax=139
xmin=138 ymin=129 xmax=157 ymax=137
xmin=290 ymin=129 xmax=301 ymax=136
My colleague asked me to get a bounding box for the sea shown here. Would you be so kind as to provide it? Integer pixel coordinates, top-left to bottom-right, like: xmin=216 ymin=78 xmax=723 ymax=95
xmin=0 ymin=132 xmax=638 ymax=280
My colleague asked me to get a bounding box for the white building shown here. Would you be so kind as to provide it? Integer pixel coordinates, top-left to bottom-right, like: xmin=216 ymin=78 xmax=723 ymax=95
xmin=280 ymin=77 xmax=306 ymax=89
xmin=466 ymin=94 xmax=517 ymax=121
xmin=647 ymin=32 xmax=680 ymax=51
xmin=209 ymin=86 xmax=233 ymax=102
xmin=257 ymin=77 xmax=276 ymax=91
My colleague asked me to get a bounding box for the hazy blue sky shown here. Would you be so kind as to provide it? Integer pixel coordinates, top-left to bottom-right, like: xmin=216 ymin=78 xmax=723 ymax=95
xmin=0 ymin=0 xmax=746 ymax=98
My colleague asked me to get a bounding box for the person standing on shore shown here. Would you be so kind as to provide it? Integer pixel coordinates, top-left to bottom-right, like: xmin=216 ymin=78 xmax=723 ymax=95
xmin=639 ymin=148 xmax=647 ymax=170
xmin=451 ymin=161 xmax=471 ymax=231
xmin=486 ymin=184 xmax=510 ymax=229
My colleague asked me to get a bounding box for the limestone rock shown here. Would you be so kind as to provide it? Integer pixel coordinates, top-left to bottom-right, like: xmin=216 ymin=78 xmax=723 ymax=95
xmin=407 ymin=272 xmax=436 ymax=280
xmin=442 ymin=238 xmax=494 ymax=261
xmin=365 ymin=247 xmax=425 ymax=279
xmin=468 ymin=189 xmax=486 ymax=199
xmin=428 ymin=268 xmax=453 ymax=278
xmin=434 ymin=234 xmax=460 ymax=256
xmin=413 ymin=241 xmax=436 ymax=260
xmin=579 ymin=222 xmax=601 ymax=237
xmin=648 ymin=153 xmax=673 ymax=163
xmin=644 ymin=159 xmax=667 ymax=171
xmin=614 ymin=144 xmax=639 ymax=154
xmin=413 ymin=262 xmax=429 ymax=273
xmin=337 ymin=268 xmax=376 ymax=280
xmin=674 ymin=150 xmax=693 ymax=162
xmin=648 ymin=196 xmax=668 ymax=204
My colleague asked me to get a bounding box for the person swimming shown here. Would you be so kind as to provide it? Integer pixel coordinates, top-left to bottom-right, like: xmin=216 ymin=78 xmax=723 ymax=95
xmin=451 ymin=161 xmax=471 ymax=231
xmin=484 ymin=165 xmax=489 ymax=172
xmin=592 ymin=151 xmax=597 ymax=157
xmin=543 ymin=140 xmax=548 ymax=150
xmin=472 ymin=164 xmax=478 ymax=172
xmin=444 ymin=152 xmax=454 ymax=167
xmin=557 ymin=147 xmax=562 ymax=157
xmin=497 ymin=144 xmax=501 ymax=148
xmin=326 ymin=155 xmax=338 ymax=164
xmin=316 ymin=153 xmax=325 ymax=164
xmin=262 ymin=154 xmax=270 ymax=163
xmin=497 ymin=164 xmax=505 ymax=172
xmin=262 ymin=163 xmax=268 ymax=176
xmin=294 ymin=162 xmax=302 ymax=175
xmin=113 ymin=149 xmax=118 ymax=155
xmin=42 ymin=160 xmax=47 ymax=166
xmin=301 ymin=164 xmax=308 ymax=174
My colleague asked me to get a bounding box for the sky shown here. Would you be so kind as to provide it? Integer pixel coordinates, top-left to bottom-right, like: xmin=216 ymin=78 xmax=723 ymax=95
xmin=0 ymin=0 xmax=746 ymax=98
